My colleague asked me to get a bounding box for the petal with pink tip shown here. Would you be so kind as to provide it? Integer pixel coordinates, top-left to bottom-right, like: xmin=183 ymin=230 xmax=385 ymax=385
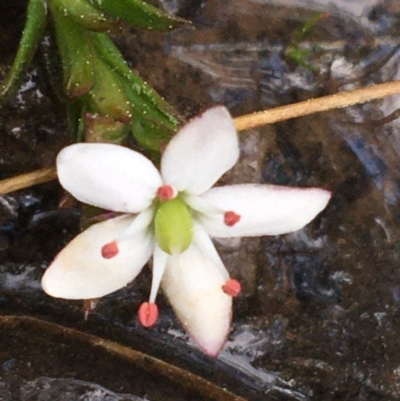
xmin=41 ymin=214 xmax=153 ymax=299
xmin=161 ymin=244 xmax=232 ymax=357
xmin=57 ymin=143 xmax=162 ymax=213
xmin=161 ymin=106 xmax=239 ymax=195
xmin=198 ymin=184 xmax=331 ymax=237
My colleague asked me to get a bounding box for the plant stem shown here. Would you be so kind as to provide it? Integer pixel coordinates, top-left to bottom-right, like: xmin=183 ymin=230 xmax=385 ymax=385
xmin=2 ymin=79 xmax=400 ymax=195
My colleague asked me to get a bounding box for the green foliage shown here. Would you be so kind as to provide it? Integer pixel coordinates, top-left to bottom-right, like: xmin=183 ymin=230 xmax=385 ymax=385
xmin=286 ymin=13 xmax=328 ymax=71
xmin=52 ymin=0 xmax=116 ymax=32
xmin=0 ymin=0 xmax=187 ymax=157
xmin=89 ymin=0 xmax=187 ymax=31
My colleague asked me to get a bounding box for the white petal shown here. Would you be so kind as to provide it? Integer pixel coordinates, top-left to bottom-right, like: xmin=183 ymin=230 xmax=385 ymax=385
xmin=198 ymin=184 xmax=331 ymax=237
xmin=161 ymin=244 xmax=232 ymax=357
xmin=191 ymin=223 xmax=229 ymax=280
xmin=57 ymin=143 xmax=162 ymax=213
xmin=41 ymin=215 xmax=153 ymax=299
xmin=161 ymin=106 xmax=239 ymax=195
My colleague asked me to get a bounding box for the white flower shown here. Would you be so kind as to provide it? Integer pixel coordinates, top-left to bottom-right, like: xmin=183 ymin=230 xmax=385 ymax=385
xmin=41 ymin=106 xmax=331 ymax=356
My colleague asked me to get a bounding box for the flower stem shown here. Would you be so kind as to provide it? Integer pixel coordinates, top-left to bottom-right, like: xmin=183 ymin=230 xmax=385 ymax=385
xmin=2 ymin=79 xmax=400 ymax=195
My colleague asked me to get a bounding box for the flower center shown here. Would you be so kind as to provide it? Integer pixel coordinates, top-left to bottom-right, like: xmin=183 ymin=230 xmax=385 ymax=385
xmin=154 ymin=197 xmax=193 ymax=255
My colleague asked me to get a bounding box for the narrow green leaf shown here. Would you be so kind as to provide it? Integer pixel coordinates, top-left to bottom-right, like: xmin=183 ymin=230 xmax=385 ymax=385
xmin=51 ymin=5 xmax=95 ymax=98
xmin=52 ymin=0 xmax=117 ymax=32
xmin=90 ymin=33 xmax=181 ymax=130
xmin=89 ymin=0 xmax=187 ymax=31
xmin=83 ymin=52 xmax=133 ymax=122
xmin=0 ymin=0 xmax=47 ymax=103
xmin=131 ymin=114 xmax=175 ymax=159
xmin=66 ymin=100 xmax=84 ymax=141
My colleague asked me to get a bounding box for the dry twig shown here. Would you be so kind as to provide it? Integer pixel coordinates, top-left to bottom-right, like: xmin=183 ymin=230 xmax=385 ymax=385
xmin=2 ymin=79 xmax=400 ymax=195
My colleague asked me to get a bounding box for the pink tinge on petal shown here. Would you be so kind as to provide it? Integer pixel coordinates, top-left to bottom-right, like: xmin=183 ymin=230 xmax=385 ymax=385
xmin=101 ymin=241 xmax=119 ymax=259
xmin=222 ymin=279 xmax=241 ymax=297
xmin=224 ymin=211 xmax=241 ymax=226
xmin=138 ymin=302 xmax=159 ymax=327
xmin=157 ymin=185 xmax=176 ymax=201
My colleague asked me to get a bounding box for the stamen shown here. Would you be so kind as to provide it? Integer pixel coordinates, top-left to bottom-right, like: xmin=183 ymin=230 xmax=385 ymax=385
xmin=157 ymin=185 xmax=175 ymax=201
xmin=138 ymin=302 xmax=159 ymax=327
xmin=224 ymin=211 xmax=241 ymax=226
xmin=101 ymin=241 xmax=119 ymax=259
xmin=222 ymin=278 xmax=241 ymax=297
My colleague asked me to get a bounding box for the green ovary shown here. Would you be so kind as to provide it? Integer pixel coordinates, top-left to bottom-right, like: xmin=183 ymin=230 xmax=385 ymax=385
xmin=154 ymin=197 xmax=193 ymax=255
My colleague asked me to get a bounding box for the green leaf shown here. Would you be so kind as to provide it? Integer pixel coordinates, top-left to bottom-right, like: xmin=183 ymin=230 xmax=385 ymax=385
xmin=286 ymin=12 xmax=328 ymax=70
xmin=0 ymin=0 xmax=47 ymax=104
xmin=66 ymin=100 xmax=83 ymax=140
xmin=89 ymin=0 xmax=188 ymax=31
xmin=51 ymin=5 xmax=95 ymax=98
xmin=51 ymin=0 xmax=117 ymax=32
xmin=90 ymin=33 xmax=181 ymax=130
xmin=83 ymin=52 xmax=133 ymax=121
xmin=291 ymin=12 xmax=329 ymax=44
xmin=84 ymin=112 xmax=130 ymax=143
xmin=131 ymin=114 xmax=175 ymax=159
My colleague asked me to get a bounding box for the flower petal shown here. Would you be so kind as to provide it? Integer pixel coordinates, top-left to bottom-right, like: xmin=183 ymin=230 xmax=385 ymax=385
xmin=191 ymin=223 xmax=229 ymax=280
xmin=161 ymin=106 xmax=239 ymax=195
xmin=42 ymin=215 xmax=153 ymax=299
xmin=198 ymin=184 xmax=331 ymax=237
xmin=57 ymin=143 xmax=162 ymax=213
xmin=161 ymin=243 xmax=232 ymax=357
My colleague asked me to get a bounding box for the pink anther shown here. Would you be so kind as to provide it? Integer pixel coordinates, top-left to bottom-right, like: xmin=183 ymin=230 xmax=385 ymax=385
xmin=138 ymin=302 xmax=159 ymax=327
xmin=222 ymin=278 xmax=242 ymax=297
xmin=157 ymin=185 xmax=175 ymax=201
xmin=224 ymin=211 xmax=241 ymax=226
xmin=101 ymin=241 xmax=119 ymax=259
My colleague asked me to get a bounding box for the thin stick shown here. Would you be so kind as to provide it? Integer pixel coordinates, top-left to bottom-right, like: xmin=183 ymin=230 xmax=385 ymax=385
xmin=234 ymin=79 xmax=400 ymax=131
xmin=0 ymin=167 xmax=57 ymax=195
xmin=0 ymin=315 xmax=249 ymax=401
xmin=2 ymin=79 xmax=400 ymax=195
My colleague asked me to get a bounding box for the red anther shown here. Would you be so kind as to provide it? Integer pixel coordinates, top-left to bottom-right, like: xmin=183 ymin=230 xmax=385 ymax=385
xmin=157 ymin=185 xmax=175 ymax=201
xmin=138 ymin=302 xmax=159 ymax=327
xmin=222 ymin=278 xmax=241 ymax=297
xmin=224 ymin=211 xmax=241 ymax=226
xmin=101 ymin=241 xmax=119 ymax=259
